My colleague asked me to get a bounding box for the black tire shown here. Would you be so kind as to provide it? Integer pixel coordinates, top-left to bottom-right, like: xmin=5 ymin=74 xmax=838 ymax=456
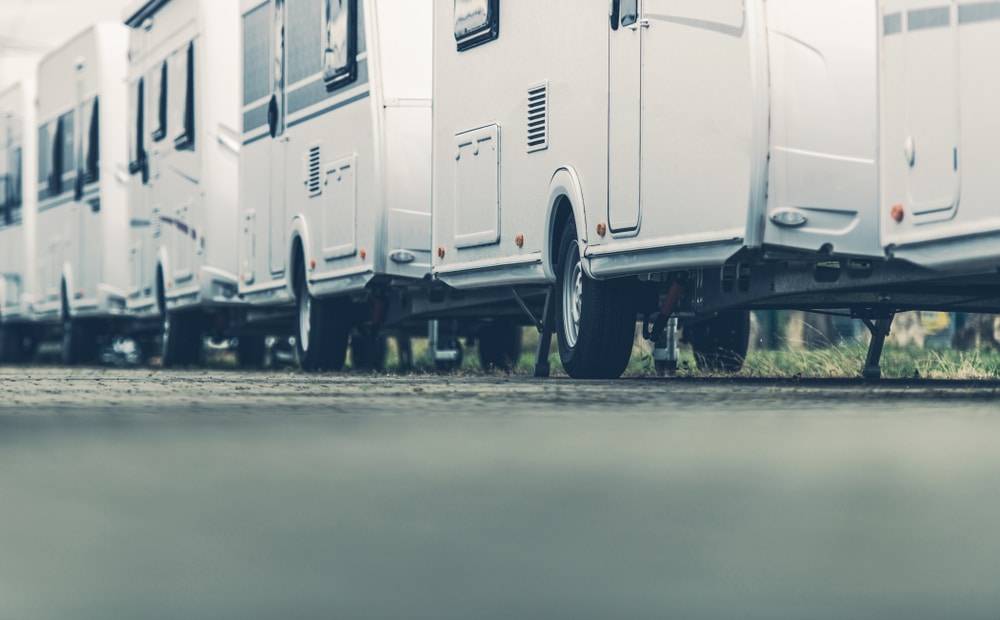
xmin=294 ymin=265 xmax=349 ymax=372
xmin=686 ymin=310 xmax=750 ymax=373
xmin=236 ymin=334 xmax=268 ymax=369
xmin=162 ymin=310 xmax=203 ymax=368
xmin=0 ymin=324 xmax=24 ymax=363
xmin=477 ymin=320 xmax=523 ymax=371
xmin=555 ymin=219 xmax=636 ymax=379
xmin=61 ymin=317 xmax=98 ymax=366
xmin=351 ymin=333 xmax=387 ymax=371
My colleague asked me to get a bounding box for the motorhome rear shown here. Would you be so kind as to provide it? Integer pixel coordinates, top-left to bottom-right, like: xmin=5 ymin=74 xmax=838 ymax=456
xmin=124 ymin=0 xmax=248 ymax=366
xmin=34 ymin=24 xmax=129 ymax=364
xmin=239 ymin=0 xmax=432 ymax=369
xmin=432 ymin=0 xmax=880 ymax=377
xmin=0 ymin=82 xmax=37 ymax=361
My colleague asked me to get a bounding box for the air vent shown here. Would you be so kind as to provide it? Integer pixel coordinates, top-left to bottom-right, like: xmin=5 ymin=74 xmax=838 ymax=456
xmin=527 ymin=81 xmax=549 ymax=153
xmin=306 ymin=145 xmax=322 ymax=197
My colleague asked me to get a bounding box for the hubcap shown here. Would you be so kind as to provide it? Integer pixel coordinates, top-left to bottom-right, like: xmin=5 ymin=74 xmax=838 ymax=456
xmin=298 ymin=290 xmax=311 ymax=353
xmin=561 ymin=242 xmax=583 ymax=349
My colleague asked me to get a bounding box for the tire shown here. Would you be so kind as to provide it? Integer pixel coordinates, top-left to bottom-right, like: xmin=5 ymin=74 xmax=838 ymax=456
xmin=350 ymin=333 xmax=387 ymax=371
xmin=686 ymin=310 xmax=750 ymax=373
xmin=236 ymin=334 xmax=267 ymax=369
xmin=555 ymin=219 xmax=636 ymax=379
xmin=294 ymin=266 xmax=349 ymax=372
xmin=162 ymin=310 xmax=203 ymax=368
xmin=0 ymin=325 xmax=23 ymax=363
xmin=477 ymin=320 xmax=523 ymax=371
xmin=62 ymin=317 xmax=98 ymax=366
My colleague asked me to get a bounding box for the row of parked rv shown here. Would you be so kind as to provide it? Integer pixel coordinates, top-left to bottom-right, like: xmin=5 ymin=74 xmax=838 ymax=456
xmin=2 ymin=0 xmax=1000 ymax=379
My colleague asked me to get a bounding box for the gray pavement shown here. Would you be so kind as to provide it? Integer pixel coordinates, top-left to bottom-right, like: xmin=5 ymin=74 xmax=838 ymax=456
xmin=1 ymin=368 xmax=999 ymax=619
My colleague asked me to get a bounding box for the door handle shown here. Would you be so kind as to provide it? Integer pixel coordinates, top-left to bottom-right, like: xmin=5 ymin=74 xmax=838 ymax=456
xmin=629 ymin=18 xmax=650 ymax=31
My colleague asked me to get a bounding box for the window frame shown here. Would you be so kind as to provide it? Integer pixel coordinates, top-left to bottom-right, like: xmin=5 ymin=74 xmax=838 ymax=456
xmin=128 ymin=78 xmax=149 ymax=184
xmin=454 ymin=0 xmax=500 ymax=52
xmin=151 ymin=60 xmax=168 ymax=142
xmin=83 ymin=97 xmax=100 ymax=184
xmin=322 ymin=0 xmax=358 ymax=92
xmin=173 ymin=41 xmax=195 ymax=151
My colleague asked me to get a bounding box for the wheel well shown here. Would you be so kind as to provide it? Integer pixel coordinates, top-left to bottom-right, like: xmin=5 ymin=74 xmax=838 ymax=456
xmin=549 ymin=195 xmax=575 ymax=270
xmin=290 ymin=237 xmax=305 ymax=297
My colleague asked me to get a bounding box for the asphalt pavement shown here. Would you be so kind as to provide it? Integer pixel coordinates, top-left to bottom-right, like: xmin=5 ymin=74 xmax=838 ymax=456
xmin=1 ymin=368 xmax=999 ymax=619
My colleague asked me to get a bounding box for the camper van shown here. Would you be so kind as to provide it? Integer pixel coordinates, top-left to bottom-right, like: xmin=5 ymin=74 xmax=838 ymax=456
xmin=239 ymin=0 xmax=436 ymax=370
xmin=0 ymin=82 xmax=37 ymax=362
xmin=124 ymin=0 xmax=253 ymax=367
xmin=879 ymin=0 xmax=1000 ymax=272
xmin=432 ymin=0 xmax=891 ymax=378
xmin=33 ymin=24 xmax=130 ymax=364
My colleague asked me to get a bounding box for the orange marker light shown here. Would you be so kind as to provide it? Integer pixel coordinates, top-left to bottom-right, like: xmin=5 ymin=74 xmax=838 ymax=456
xmin=309 ymin=259 xmax=317 ymax=270
xmin=597 ymin=222 xmax=607 ymax=237
xmin=891 ymin=204 xmax=905 ymax=223
xmin=515 ymin=234 xmax=524 ymax=248
xmin=438 ymin=246 xmax=446 ymax=259
xmin=359 ymin=249 xmax=367 ymax=260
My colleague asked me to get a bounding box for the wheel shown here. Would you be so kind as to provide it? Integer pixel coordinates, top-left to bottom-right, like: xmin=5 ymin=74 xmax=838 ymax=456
xmin=236 ymin=334 xmax=267 ymax=369
xmin=477 ymin=320 xmax=523 ymax=371
xmin=0 ymin=324 xmax=24 ymax=363
xmin=161 ymin=310 xmax=203 ymax=368
xmin=61 ymin=317 xmax=98 ymax=366
xmin=294 ymin=266 xmax=349 ymax=371
xmin=555 ymin=219 xmax=636 ymax=379
xmin=350 ymin=333 xmax=387 ymax=371
xmin=686 ymin=310 xmax=750 ymax=373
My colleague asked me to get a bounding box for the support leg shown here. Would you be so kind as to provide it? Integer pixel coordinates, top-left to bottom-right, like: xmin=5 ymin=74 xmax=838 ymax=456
xmin=861 ymin=314 xmax=894 ymax=381
xmin=653 ymin=317 xmax=679 ymax=375
xmin=534 ymin=287 xmax=556 ymax=378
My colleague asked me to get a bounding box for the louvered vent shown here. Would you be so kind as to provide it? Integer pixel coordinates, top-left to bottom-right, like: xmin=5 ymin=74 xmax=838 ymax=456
xmin=527 ymin=81 xmax=549 ymax=153
xmin=306 ymin=145 xmax=322 ymax=197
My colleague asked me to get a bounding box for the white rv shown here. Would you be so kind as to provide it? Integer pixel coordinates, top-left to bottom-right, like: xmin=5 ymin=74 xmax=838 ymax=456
xmin=33 ymin=24 xmax=130 ymax=364
xmin=239 ymin=0 xmax=434 ymax=370
xmin=879 ymin=0 xmax=1000 ymax=272
xmin=124 ymin=0 xmax=253 ymax=367
xmin=432 ymin=0 xmax=884 ymax=378
xmin=0 ymin=82 xmax=37 ymax=362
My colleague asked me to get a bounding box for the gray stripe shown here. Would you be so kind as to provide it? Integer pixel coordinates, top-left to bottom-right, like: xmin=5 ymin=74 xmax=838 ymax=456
xmin=287 ymin=59 xmax=369 ymax=116
xmin=243 ymin=102 xmax=269 ymax=133
xmin=884 ymin=12 xmax=903 ymax=35
xmin=959 ymin=1 xmax=1000 ymax=24
xmin=646 ymin=13 xmax=745 ymax=38
xmin=287 ymin=91 xmax=370 ymax=130
xmin=908 ymin=6 xmax=951 ymax=30
xmin=38 ymin=195 xmax=74 ymax=213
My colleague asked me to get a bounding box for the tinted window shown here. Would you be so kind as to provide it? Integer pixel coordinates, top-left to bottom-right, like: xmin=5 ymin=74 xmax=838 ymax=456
xmin=454 ymin=0 xmax=499 ymax=51
xmin=152 ymin=61 xmax=168 ymax=141
xmin=82 ymin=97 xmax=99 ymax=183
xmin=323 ymin=0 xmax=357 ymax=89
xmin=59 ymin=110 xmax=75 ymax=175
xmin=128 ymin=79 xmax=145 ymax=173
xmin=621 ymin=0 xmax=638 ymax=27
xmin=172 ymin=41 xmax=195 ymax=150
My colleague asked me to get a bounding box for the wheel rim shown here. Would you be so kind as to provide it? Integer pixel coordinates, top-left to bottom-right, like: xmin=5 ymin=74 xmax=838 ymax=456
xmin=561 ymin=241 xmax=583 ymax=349
xmin=298 ymin=289 xmax=311 ymax=353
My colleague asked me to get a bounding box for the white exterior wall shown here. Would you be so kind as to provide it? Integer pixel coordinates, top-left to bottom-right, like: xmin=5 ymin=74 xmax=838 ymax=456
xmin=0 ymin=82 xmax=37 ymax=323
xmin=33 ymin=24 xmax=130 ymax=322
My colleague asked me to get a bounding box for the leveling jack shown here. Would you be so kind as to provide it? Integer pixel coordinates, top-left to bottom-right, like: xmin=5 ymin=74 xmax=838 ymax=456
xmin=860 ymin=313 xmax=895 ymax=381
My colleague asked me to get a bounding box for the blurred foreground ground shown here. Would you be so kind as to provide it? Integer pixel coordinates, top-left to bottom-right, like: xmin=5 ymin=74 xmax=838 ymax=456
xmin=1 ymin=369 xmax=999 ymax=619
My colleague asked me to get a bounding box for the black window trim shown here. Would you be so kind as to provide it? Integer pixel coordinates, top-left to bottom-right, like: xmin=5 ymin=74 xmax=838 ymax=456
xmin=174 ymin=40 xmax=195 ymax=151
xmin=151 ymin=60 xmax=168 ymax=142
xmin=455 ymin=0 xmax=500 ymax=52
xmin=128 ymin=77 xmax=148 ymax=182
xmin=323 ymin=0 xmax=359 ymax=92
xmin=84 ymin=97 xmax=100 ymax=184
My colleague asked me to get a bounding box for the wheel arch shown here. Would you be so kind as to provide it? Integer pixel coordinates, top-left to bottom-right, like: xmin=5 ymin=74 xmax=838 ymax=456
xmin=543 ymin=167 xmax=590 ymax=283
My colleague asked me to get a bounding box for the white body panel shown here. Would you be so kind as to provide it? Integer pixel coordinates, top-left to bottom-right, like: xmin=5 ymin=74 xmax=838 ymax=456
xmin=0 ymin=82 xmax=37 ymax=323
xmin=879 ymin=0 xmax=1000 ymax=271
xmin=124 ymin=0 xmax=242 ymax=316
xmin=33 ymin=24 xmax=130 ymax=321
xmin=431 ymin=1 xmax=882 ymax=289
xmin=238 ymin=0 xmax=432 ymax=307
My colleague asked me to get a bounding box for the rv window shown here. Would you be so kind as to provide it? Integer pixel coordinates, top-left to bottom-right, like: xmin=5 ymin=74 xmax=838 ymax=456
xmin=173 ymin=41 xmax=195 ymax=150
xmin=82 ymin=97 xmax=99 ymax=183
xmin=152 ymin=61 xmax=168 ymax=142
xmin=12 ymin=147 xmax=22 ymax=211
xmin=454 ymin=0 xmax=499 ymax=51
xmin=620 ymin=0 xmax=637 ymax=27
xmin=38 ymin=123 xmax=51 ymax=186
xmin=0 ymin=175 xmax=7 ymax=226
xmin=4 ymin=146 xmax=22 ymax=225
xmin=323 ymin=0 xmax=357 ymax=90
xmin=59 ymin=111 xmax=75 ymax=175
xmin=128 ymin=78 xmax=146 ymax=175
